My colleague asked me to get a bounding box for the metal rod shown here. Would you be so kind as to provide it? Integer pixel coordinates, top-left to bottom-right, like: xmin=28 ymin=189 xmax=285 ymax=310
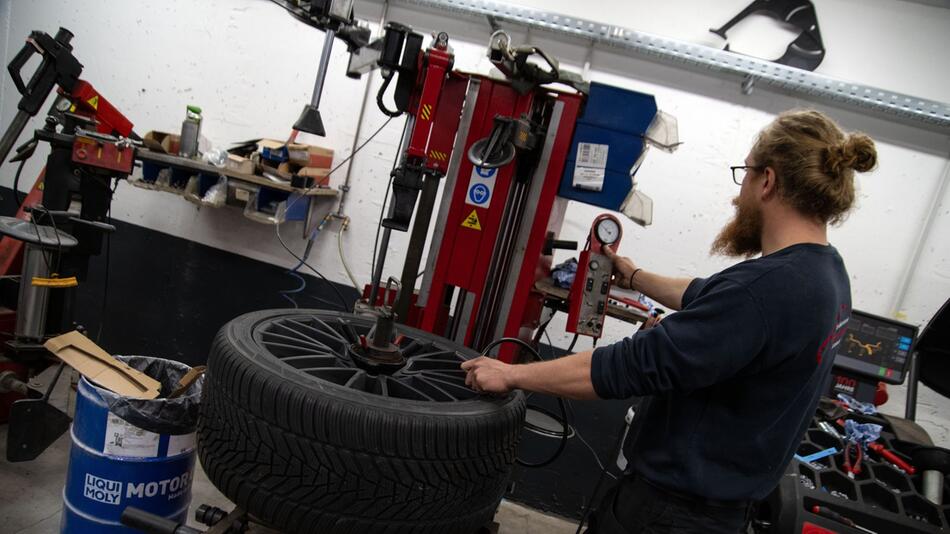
xmin=369 ymin=115 xmax=415 ymax=305
xmin=905 ymin=350 xmax=919 ymax=421
xmin=394 ymin=172 xmax=440 ymax=320
xmin=0 ymin=110 xmax=31 ymax=170
xmin=923 ymin=470 xmax=944 ymax=505
xmin=376 ymin=0 xmax=950 ymax=132
xmin=310 ymin=30 xmax=337 ymax=109
xmin=338 ymin=0 xmax=391 ymax=216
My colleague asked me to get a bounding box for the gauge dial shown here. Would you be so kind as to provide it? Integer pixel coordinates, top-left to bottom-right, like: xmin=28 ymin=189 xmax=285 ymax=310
xmin=594 ymin=218 xmax=621 ymax=245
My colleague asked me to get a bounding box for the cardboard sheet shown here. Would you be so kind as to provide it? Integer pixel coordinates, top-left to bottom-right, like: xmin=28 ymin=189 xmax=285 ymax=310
xmin=44 ymin=331 xmax=161 ymax=399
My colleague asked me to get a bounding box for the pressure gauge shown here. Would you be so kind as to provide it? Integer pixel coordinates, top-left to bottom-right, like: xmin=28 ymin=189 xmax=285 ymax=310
xmin=594 ymin=217 xmax=621 ymax=245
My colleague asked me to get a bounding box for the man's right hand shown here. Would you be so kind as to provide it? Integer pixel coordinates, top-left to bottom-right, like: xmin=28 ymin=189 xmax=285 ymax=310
xmin=603 ymin=245 xmax=639 ymax=290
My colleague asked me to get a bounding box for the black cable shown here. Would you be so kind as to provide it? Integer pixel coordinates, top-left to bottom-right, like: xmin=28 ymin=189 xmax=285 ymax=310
xmin=275 ymin=221 xmax=351 ymax=312
xmin=566 ymin=333 xmax=579 ymax=353
xmin=41 ymin=362 xmax=66 ymax=403
xmin=26 ymin=210 xmax=54 ymax=275
xmin=478 ymin=336 xmax=569 ymax=469
xmin=96 ymin=194 xmax=115 ymax=344
xmin=369 ymin=117 xmax=410 ymax=283
xmin=12 ymin=158 xmax=26 ymax=209
xmin=273 ymin=117 xmax=393 ymax=312
xmin=575 ymin=417 xmax=630 ymax=534
xmin=376 ymin=72 xmax=403 ymax=118
xmin=37 ymin=206 xmax=64 ymax=275
xmin=370 ymin=174 xmax=394 ymax=282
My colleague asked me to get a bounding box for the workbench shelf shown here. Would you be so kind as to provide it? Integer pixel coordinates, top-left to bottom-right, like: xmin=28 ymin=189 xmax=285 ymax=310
xmin=130 ymin=148 xmax=337 ymax=226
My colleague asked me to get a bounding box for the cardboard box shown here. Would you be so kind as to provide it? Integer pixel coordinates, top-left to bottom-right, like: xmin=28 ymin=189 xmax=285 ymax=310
xmin=226 ymin=153 xmax=256 ymax=175
xmin=287 ymin=142 xmax=334 ymax=169
xmin=256 ymin=139 xmax=333 ymax=169
xmin=143 ymin=131 xmax=181 ymax=155
xmin=297 ymin=166 xmax=331 ymax=186
xmin=45 ymin=331 xmax=161 ymax=399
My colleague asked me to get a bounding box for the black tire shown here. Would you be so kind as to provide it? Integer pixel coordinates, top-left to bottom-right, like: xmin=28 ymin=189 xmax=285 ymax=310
xmin=197 ymin=310 xmax=526 ymax=534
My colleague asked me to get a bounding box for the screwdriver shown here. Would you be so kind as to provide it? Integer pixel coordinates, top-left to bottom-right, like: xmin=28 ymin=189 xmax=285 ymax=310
xmin=811 ymin=506 xmax=877 ymax=534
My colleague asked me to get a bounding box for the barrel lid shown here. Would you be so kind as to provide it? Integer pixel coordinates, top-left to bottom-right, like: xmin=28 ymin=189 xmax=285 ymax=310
xmin=917 ymin=298 xmax=950 ymax=399
xmin=0 ymin=216 xmax=78 ymax=248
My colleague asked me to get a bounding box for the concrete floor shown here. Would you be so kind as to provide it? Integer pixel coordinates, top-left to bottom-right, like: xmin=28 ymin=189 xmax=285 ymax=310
xmin=0 ymin=368 xmax=577 ymax=534
xmin=3 ymin=367 xmax=948 ymax=534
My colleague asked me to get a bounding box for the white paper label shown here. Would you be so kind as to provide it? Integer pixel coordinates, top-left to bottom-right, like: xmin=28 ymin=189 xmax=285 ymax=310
xmin=168 ymin=433 xmax=196 ymax=456
xmin=573 ymin=143 xmax=609 ymax=191
xmin=464 ymin=166 xmax=497 ymax=207
xmin=235 ymin=188 xmax=250 ymax=201
xmin=573 ymin=166 xmax=607 ymax=191
xmin=103 ymin=415 xmax=160 ymax=458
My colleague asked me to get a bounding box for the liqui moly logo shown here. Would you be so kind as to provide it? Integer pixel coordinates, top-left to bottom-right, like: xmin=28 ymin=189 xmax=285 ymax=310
xmin=84 ymin=473 xmax=122 ymax=505
xmin=82 ymin=472 xmax=192 ymax=505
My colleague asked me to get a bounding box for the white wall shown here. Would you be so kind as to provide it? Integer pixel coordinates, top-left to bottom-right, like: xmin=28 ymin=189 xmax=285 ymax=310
xmin=1 ymin=0 xmax=948 ymax=443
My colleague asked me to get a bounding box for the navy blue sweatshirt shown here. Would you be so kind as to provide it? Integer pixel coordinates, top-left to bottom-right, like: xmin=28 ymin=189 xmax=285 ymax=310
xmin=591 ymin=243 xmax=851 ymax=501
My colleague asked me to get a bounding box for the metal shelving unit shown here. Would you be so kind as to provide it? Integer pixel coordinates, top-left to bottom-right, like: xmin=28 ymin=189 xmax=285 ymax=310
xmin=366 ymin=0 xmax=950 ymax=133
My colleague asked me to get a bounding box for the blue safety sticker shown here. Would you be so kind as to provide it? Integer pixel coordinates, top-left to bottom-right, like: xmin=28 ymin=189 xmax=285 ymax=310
xmin=465 ymin=166 xmax=496 ymax=208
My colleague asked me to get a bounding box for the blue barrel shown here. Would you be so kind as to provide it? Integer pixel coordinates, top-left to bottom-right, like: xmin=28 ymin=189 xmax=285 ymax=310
xmin=61 ymin=371 xmax=197 ymax=533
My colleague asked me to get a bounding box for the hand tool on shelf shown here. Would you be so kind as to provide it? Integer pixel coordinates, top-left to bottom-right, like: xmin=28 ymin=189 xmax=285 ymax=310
xmin=810 ymin=506 xmax=877 ymax=534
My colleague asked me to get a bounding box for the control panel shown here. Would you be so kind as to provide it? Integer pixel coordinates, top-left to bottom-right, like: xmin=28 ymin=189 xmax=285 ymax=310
xmin=567 ymin=214 xmax=622 ymax=338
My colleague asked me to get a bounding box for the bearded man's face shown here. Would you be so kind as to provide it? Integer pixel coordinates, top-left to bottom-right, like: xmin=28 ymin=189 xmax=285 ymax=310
xmin=711 ymin=184 xmax=764 ymax=258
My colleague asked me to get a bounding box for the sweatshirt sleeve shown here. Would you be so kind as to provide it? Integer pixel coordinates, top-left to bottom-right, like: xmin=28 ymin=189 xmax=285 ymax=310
xmin=681 ymin=277 xmax=706 ymax=308
xmin=591 ymin=278 xmax=767 ymax=399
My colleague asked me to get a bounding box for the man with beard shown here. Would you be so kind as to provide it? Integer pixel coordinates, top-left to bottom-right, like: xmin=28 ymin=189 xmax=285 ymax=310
xmin=461 ymin=109 xmax=878 ymax=533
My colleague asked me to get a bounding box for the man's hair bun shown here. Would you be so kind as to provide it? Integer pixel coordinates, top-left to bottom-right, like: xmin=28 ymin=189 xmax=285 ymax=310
xmin=824 ymin=133 xmax=877 ymax=176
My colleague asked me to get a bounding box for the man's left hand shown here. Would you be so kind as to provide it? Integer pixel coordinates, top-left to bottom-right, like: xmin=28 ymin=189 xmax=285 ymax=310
xmin=461 ymin=357 xmax=516 ymax=394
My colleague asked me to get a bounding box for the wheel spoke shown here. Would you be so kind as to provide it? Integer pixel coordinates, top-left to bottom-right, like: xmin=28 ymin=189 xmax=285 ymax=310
xmin=286 ymin=317 xmax=347 ymax=346
xmin=263 ymin=331 xmax=332 ymax=352
xmin=270 ymin=321 xmax=338 ymax=352
xmin=409 ymin=350 xmax=460 ymax=360
xmin=386 ymin=377 xmax=437 ymax=401
xmin=343 ymin=370 xmax=368 ymax=390
xmin=259 ymin=313 xmax=481 ymax=403
xmin=300 ymin=367 xmax=359 ymax=386
xmin=400 ymin=339 xmax=433 ymax=357
xmin=263 ymin=340 xmax=324 ymax=356
xmin=336 ymin=317 xmax=361 ymax=343
xmin=424 ymin=369 xmax=468 ymax=379
xmin=377 ymin=375 xmax=390 ymax=397
xmin=281 ymin=355 xmax=339 ymax=368
xmin=405 ymin=357 xmax=463 ymax=372
xmin=418 ymin=372 xmax=476 ymax=398
xmin=404 ymin=375 xmax=459 ymax=401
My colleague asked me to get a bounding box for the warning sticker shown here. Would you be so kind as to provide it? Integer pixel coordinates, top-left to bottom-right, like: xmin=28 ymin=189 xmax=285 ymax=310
xmin=104 ymin=415 xmax=160 ymax=458
xmin=465 ymin=166 xmax=496 ymax=207
xmin=461 ymin=209 xmax=482 ymax=230
xmin=573 ymin=142 xmax=609 ymax=191
xmin=86 ymin=95 xmax=99 ymax=110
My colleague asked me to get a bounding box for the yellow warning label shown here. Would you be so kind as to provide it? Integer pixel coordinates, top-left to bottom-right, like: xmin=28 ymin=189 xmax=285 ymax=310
xmin=461 ymin=209 xmax=482 ymax=230
xmin=86 ymin=95 xmax=99 ymax=110
xmin=428 ymin=149 xmax=448 ymax=162
xmin=420 ymin=103 xmax=433 ymax=121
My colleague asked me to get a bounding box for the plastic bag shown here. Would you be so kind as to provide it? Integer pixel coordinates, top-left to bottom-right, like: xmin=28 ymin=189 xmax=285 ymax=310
xmin=552 ymin=258 xmax=578 ymax=288
xmin=844 ymin=419 xmax=882 ymax=448
xmin=837 ymin=393 xmax=877 ymax=415
xmin=97 ymin=355 xmax=204 ymax=435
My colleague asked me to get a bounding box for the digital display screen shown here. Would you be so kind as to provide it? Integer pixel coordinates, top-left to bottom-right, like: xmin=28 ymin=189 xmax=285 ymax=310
xmin=832 ymin=310 xmax=917 ymax=384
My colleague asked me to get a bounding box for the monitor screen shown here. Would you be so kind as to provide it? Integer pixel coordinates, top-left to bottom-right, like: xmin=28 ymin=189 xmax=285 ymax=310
xmin=832 ymin=309 xmax=918 ymax=385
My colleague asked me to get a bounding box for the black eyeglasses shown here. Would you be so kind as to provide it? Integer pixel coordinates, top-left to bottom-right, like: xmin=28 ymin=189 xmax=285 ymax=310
xmin=730 ymin=165 xmax=764 ymax=185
